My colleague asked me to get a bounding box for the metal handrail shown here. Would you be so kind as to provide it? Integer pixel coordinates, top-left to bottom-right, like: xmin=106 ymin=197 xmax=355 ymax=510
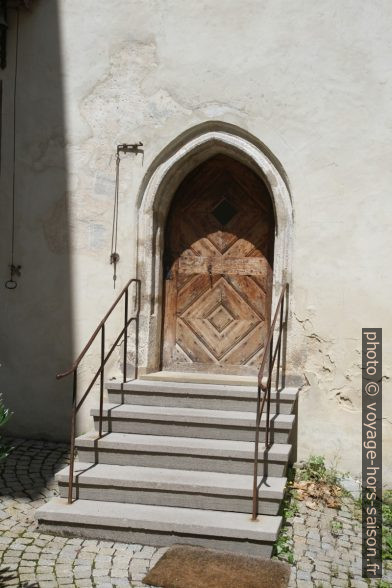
xmin=252 ymin=282 xmax=288 ymax=520
xmin=58 ymin=277 xmax=141 ymax=504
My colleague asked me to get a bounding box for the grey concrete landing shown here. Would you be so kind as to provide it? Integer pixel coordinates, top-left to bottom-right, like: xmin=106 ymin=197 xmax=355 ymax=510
xmin=35 ymin=498 xmax=281 ymax=558
xmin=140 ymin=370 xmax=258 ymax=386
xmin=75 ymin=432 xmax=291 ymax=476
xmin=56 ymin=462 xmax=286 ymax=515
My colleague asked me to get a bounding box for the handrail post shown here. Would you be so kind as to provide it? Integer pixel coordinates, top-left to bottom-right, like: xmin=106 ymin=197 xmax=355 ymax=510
xmin=252 ymin=384 xmax=262 ymax=520
xmin=276 ymin=296 xmax=284 ymax=392
xmin=251 ymin=283 xmax=288 ymax=518
xmin=68 ymin=370 xmax=77 ymax=505
xmin=123 ymin=287 xmax=129 ymax=383
xmin=265 ymin=334 xmax=273 ymax=448
xmin=134 ymin=281 xmax=140 ymax=380
xmin=99 ymin=325 xmax=105 ymax=438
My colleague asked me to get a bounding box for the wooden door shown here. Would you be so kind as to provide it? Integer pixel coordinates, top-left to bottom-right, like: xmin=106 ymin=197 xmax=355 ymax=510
xmin=162 ymin=155 xmax=274 ymax=374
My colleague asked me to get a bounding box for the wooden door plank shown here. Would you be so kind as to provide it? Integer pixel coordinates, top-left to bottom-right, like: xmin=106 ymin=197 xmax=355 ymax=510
xmin=178 ymin=256 xmax=270 ymax=276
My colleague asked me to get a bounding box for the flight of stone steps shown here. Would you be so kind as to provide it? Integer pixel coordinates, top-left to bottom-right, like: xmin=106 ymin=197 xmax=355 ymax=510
xmin=36 ymin=378 xmax=298 ymax=557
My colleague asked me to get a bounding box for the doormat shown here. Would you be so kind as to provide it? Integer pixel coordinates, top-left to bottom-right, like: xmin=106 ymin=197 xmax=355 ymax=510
xmin=143 ymin=545 xmax=291 ymax=588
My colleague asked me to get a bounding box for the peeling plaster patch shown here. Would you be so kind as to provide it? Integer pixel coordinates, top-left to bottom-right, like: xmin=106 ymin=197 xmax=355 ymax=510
xmin=334 ymin=388 xmax=359 ymax=412
xmin=146 ymin=89 xmax=192 ymax=126
xmin=293 ymin=311 xmax=313 ymax=329
xmin=303 ymin=370 xmax=319 ymax=390
xmin=42 ymin=195 xmax=69 ymax=255
xmin=307 ymin=332 xmax=333 ymax=345
xmin=292 ymin=310 xmax=364 ymax=414
xmin=200 ymin=102 xmax=248 ymax=119
xmin=80 ymin=40 xmax=191 ymax=141
xmin=297 ymin=317 xmax=363 ymax=416
xmin=320 ymin=352 xmax=335 ymax=373
xmin=80 ymin=40 xmax=157 ymax=137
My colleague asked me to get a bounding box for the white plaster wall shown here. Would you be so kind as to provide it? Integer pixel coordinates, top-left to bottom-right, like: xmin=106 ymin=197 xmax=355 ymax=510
xmin=0 ymin=0 xmax=390 ymax=484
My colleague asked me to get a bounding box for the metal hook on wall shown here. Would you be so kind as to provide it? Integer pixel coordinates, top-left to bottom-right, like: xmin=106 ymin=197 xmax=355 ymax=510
xmin=110 ymin=142 xmax=144 ymax=288
xmin=5 ymin=264 xmax=21 ymax=289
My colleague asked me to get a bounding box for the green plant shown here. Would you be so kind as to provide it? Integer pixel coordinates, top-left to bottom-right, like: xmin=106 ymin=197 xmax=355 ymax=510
xmin=353 ymin=490 xmax=392 ymax=562
xmin=274 ymin=466 xmax=297 ymax=564
xmin=299 ymin=455 xmax=326 ymax=481
xmin=283 ymin=499 xmax=299 ymax=519
xmin=383 ymin=491 xmax=392 ymax=525
xmin=280 ymin=466 xmax=299 ymax=519
xmin=0 ymin=395 xmax=11 ymax=460
xmin=274 ymin=529 xmax=294 ymax=564
xmin=299 ymin=455 xmax=339 ymax=485
xmin=376 ymin=580 xmax=390 ymax=588
xmin=330 ymin=519 xmax=343 ymax=537
xmin=383 ymin=491 xmax=392 ymax=562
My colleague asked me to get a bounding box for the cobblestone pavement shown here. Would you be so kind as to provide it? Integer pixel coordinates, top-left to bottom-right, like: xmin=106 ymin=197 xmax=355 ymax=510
xmin=0 ymin=438 xmax=391 ymax=587
xmin=0 ymin=439 xmax=167 ymax=587
xmin=283 ymin=496 xmax=392 ymax=588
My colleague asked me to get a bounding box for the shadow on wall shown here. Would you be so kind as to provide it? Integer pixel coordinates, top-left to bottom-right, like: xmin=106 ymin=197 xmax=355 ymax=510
xmin=0 ymin=1 xmax=73 ymax=441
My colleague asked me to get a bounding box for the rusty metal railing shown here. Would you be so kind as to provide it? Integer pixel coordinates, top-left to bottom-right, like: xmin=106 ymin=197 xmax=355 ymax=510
xmin=252 ymin=282 xmax=288 ymax=520
xmin=57 ymin=278 xmax=141 ymax=504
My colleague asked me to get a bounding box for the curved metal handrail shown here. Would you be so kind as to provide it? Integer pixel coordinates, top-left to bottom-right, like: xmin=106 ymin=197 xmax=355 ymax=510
xmin=57 ymin=277 xmax=140 ymax=380
xmin=252 ymin=282 xmax=288 ymax=520
xmin=60 ymin=277 xmax=141 ymax=504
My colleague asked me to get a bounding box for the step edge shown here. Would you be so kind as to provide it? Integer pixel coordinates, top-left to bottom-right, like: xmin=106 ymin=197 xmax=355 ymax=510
xmin=90 ymin=405 xmax=295 ymax=428
xmin=107 ymin=380 xmax=298 ymax=400
xmin=36 ymin=499 xmax=282 ymax=541
xmin=75 ymin=436 xmax=292 ymax=460
xmin=55 ymin=466 xmax=286 ymax=498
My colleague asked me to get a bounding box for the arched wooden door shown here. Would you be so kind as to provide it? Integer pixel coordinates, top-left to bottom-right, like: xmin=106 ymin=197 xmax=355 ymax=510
xmin=161 ymin=155 xmax=275 ymax=375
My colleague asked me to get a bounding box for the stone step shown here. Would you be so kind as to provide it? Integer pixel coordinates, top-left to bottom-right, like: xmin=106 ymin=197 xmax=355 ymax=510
xmin=76 ymin=432 xmax=291 ymax=476
xmin=56 ymin=463 xmax=286 ymax=516
xmin=35 ymin=498 xmax=281 ymax=558
xmin=107 ymin=380 xmax=297 ymax=415
xmin=91 ymin=404 xmax=295 ymax=443
xmin=140 ymin=371 xmax=258 ymax=386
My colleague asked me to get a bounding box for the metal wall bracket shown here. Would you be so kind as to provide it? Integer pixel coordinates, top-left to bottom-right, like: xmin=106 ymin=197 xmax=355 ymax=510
xmin=116 ymin=142 xmax=143 ymax=156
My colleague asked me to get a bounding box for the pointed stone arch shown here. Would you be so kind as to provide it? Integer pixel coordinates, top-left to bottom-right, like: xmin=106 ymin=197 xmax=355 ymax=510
xmin=136 ymin=123 xmax=293 ymax=373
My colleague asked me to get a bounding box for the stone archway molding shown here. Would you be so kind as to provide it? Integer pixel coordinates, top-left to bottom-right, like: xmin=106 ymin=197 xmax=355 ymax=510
xmin=136 ymin=122 xmax=293 ymax=373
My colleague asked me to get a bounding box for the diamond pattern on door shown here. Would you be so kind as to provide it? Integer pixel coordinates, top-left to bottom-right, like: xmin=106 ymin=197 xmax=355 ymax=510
xmin=180 ymin=278 xmax=261 ymax=361
xmin=207 ymin=305 xmax=233 ymax=333
xmin=212 ymin=199 xmax=238 ymax=225
xmin=162 ymin=155 xmax=274 ymax=375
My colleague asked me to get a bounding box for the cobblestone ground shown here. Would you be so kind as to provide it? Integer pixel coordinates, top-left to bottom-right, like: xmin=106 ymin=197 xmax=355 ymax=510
xmin=0 ymin=438 xmax=391 ymax=587
xmin=0 ymin=439 xmax=166 ymax=587
xmin=283 ymin=497 xmax=392 ymax=588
